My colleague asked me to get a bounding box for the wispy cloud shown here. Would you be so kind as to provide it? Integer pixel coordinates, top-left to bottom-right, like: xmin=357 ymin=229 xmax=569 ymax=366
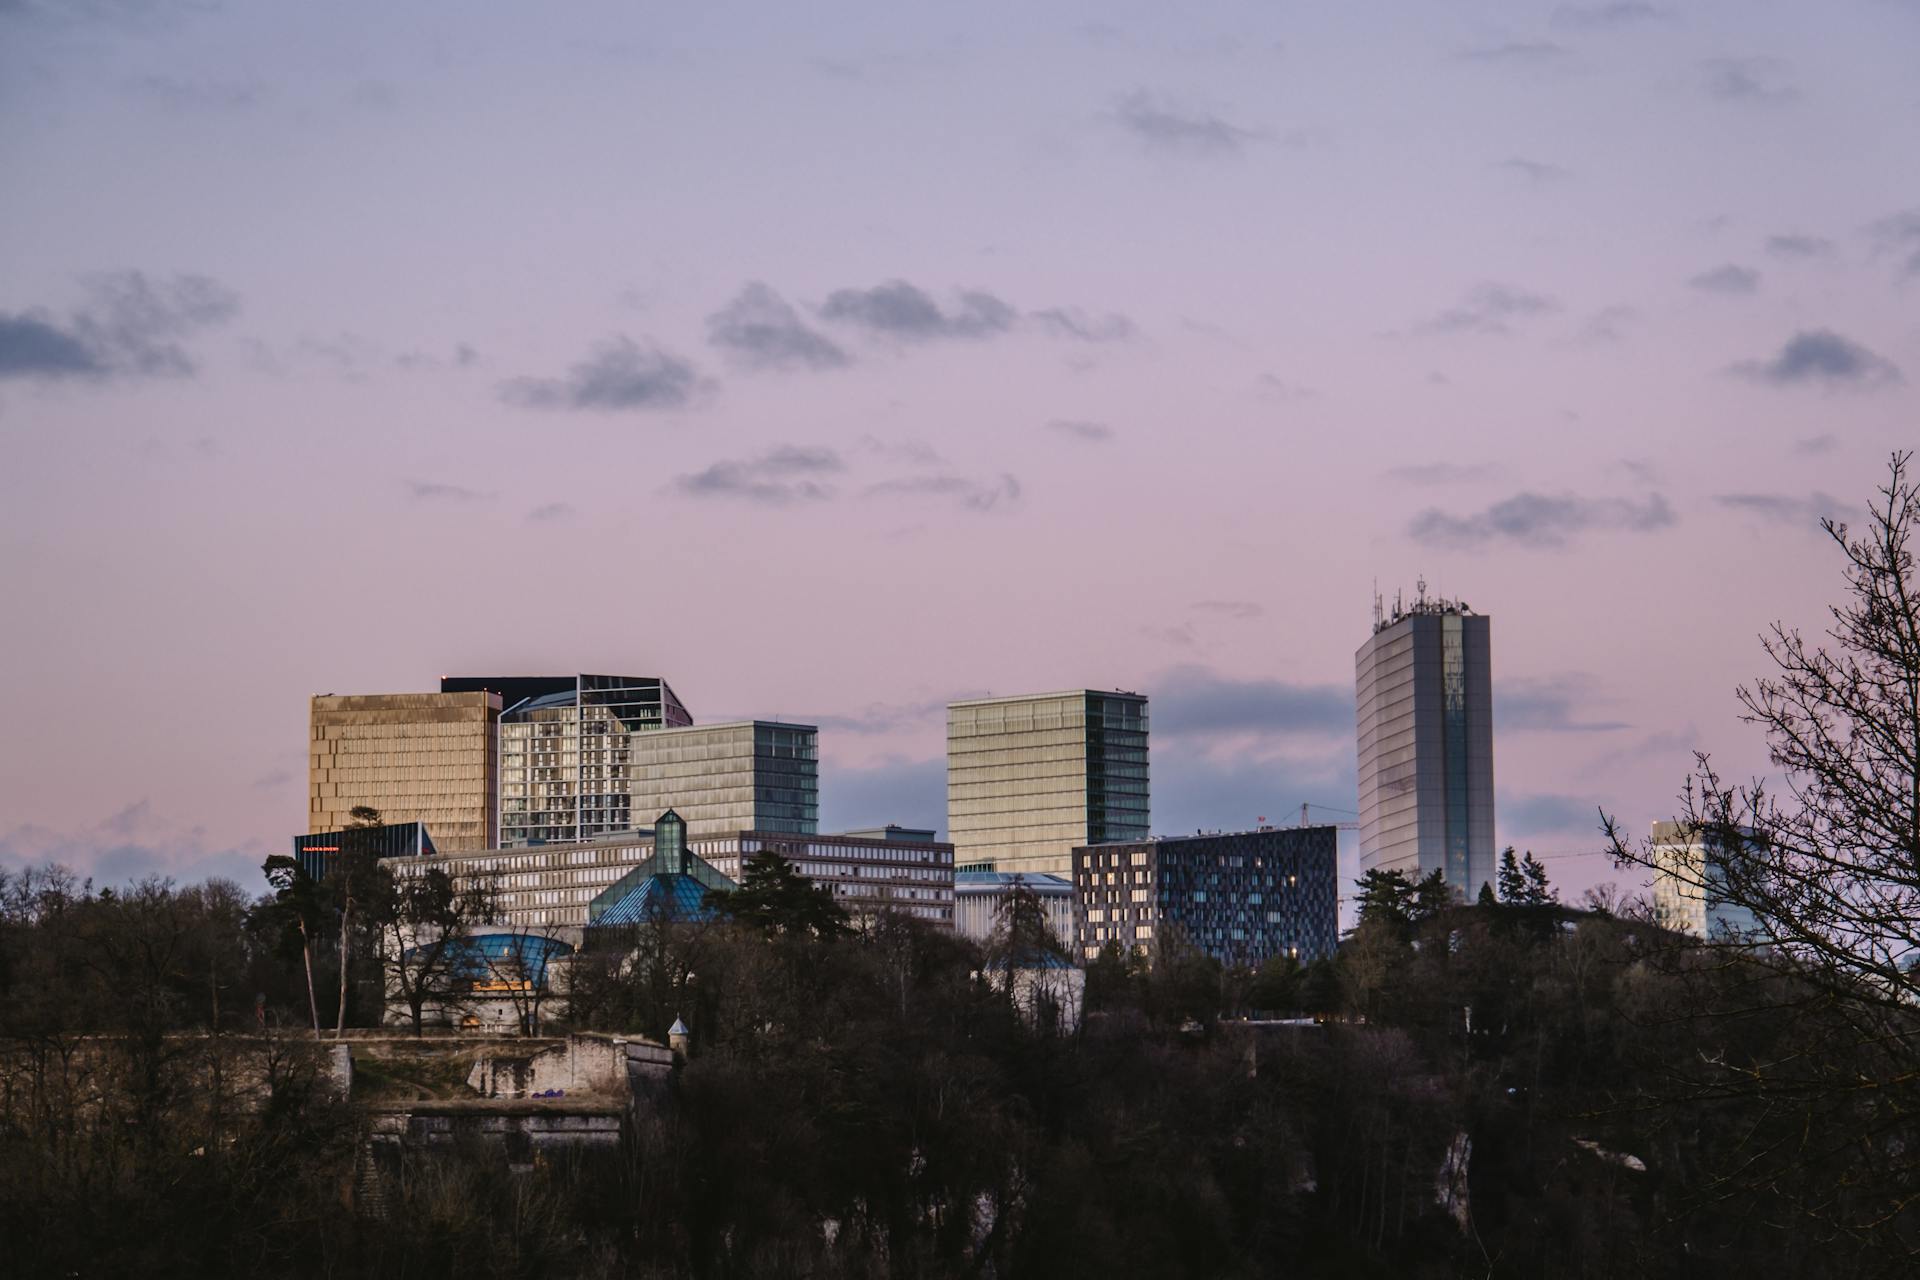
xmin=1714 ymin=490 xmax=1845 ymax=530
xmin=1409 ymin=491 xmax=1677 ymax=549
xmin=1030 ymin=307 xmax=1136 ymax=342
xmin=0 ymin=270 xmax=239 ymax=382
xmin=0 ymin=801 xmax=267 ymax=890
xmin=673 ymin=445 xmax=843 ymax=505
xmin=1498 ymin=674 xmax=1631 ymax=732
xmin=1193 ymin=600 xmax=1263 ymax=620
xmin=1701 ymin=56 xmax=1797 ymax=104
xmin=817 ymin=754 xmax=947 ymax=835
xmin=1501 ymin=792 xmax=1608 ymax=841
xmin=1142 ymin=623 xmax=1197 ymax=648
xmin=1044 ymin=418 xmax=1114 ymax=442
xmin=820 ymin=280 xmax=1016 ymax=342
xmin=128 ymin=74 xmax=265 ymax=113
xmin=501 ymin=336 xmax=706 ymax=411
xmin=1417 ymin=282 xmax=1560 ymax=335
xmin=1112 ymin=90 xmax=1262 ymax=154
xmin=1866 ymin=208 xmax=1920 ymax=279
xmin=1765 ymin=232 xmax=1834 ymax=259
xmin=1152 ymin=664 xmax=1352 ymax=739
xmin=864 ymin=472 xmax=1020 ymax=511
xmin=706 ymin=281 xmax=849 ymax=371
xmin=1688 ymin=263 xmax=1760 ymax=294
xmin=1577 ymin=304 xmax=1638 ymax=344
xmin=527 ymin=502 xmax=576 ymax=523
xmin=1257 ymin=373 xmax=1316 ymax=400
xmin=794 ymin=698 xmax=954 ymax=736
xmin=0 ymin=315 xmax=100 ymax=378
xmin=1497 ymin=157 xmax=1570 ymax=184
xmin=1729 ymin=330 xmax=1902 ymax=389
xmin=859 ymin=436 xmax=945 ymax=467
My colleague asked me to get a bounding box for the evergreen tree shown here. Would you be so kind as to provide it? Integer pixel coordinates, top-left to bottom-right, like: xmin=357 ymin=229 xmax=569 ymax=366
xmin=1411 ymin=868 xmax=1452 ymax=921
xmin=1353 ymin=868 xmax=1414 ymax=926
xmin=720 ymin=851 xmax=851 ymax=939
xmin=1476 ymin=881 xmax=1498 ymax=908
xmin=1083 ymin=939 xmax=1139 ymax=1011
xmin=1247 ymin=953 xmax=1303 ymax=1013
xmin=1497 ymin=846 xmax=1526 ymax=903
xmin=1520 ymin=851 xmax=1554 ymax=905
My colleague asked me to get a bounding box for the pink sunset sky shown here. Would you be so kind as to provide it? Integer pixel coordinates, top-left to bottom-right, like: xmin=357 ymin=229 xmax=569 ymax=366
xmin=2 ymin=1 xmax=1916 ymax=905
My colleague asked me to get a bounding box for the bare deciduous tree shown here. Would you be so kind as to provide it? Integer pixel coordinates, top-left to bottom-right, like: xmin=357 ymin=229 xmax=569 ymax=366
xmin=1610 ymin=452 xmax=1920 ymax=1001
xmin=1607 ymin=450 xmax=1920 ymax=1253
xmin=375 ymin=868 xmax=495 ymax=1034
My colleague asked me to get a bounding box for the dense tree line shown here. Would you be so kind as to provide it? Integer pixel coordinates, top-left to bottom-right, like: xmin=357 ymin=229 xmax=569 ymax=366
xmin=4 ymin=853 xmax=1913 ymax=1276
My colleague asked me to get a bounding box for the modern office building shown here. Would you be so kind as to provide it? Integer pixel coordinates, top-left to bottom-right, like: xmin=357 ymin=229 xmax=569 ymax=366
xmin=394 ymin=819 xmax=952 ymax=929
xmin=954 ymin=871 xmax=1078 ymax=947
xmin=1354 ymin=587 xmax=1495 ymax=898
xmin=496 ymin=674 xmax=694 ymax=845
xmin=1071 ymin=826 xmax=1340 ymax=967
xmin=621 ymin=720 xmax=818 ymax=840
xmin=704 ymin=828 xmax=954 ymax=926
xmin=947 ymin=690 xmax=1149 ymax=877
xmin=310 ymin=691 xmax=502 ymax=853
xmin=1649 ymin=821 xmax=1763 ymax=941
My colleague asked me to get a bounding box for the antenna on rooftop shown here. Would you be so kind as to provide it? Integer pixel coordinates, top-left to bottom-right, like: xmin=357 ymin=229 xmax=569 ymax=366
xmin=1372 ymin=578 xmax=1383 ymax=630
xmin=1416 ymin=574 xmax=1428 ymax=608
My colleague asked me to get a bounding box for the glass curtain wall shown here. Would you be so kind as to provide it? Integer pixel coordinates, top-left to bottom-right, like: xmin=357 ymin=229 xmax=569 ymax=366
xmin=1085 ymin=693 xmax=1149 ymax=845
xmin=500 ymin=675 xmax=693 ymax=846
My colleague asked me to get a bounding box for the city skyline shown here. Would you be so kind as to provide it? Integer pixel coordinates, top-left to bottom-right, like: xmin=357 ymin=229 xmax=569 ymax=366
xmin=3 ymin=3 xmax=1915 ymax=902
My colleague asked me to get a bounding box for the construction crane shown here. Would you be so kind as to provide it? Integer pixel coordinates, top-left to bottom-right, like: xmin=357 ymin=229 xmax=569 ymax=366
xmin=1296 ymin=802 xmax=1359 ymax=831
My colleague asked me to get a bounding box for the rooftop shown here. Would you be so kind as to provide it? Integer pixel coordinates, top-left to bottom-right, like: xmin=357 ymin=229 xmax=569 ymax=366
xmin=956 ymin=871 xmax=1075 ymax=891
xmin=1371 ymin=578 xmax=1480 ymax=635
xmin=949 ymin=688 xmax=1146 ymax=710
xmin=1077 ymin=824 xmax=1341 ymax=848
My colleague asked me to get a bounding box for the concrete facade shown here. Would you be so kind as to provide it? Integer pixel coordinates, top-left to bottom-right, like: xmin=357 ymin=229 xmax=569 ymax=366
xmin=395 ymin=825 xmax=954 ymax=929
xmin=310 ymin=691 xmax=501 ymax=853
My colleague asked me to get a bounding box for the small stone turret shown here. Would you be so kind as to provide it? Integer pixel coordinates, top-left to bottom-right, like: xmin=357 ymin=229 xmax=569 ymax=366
xmin=668 ymin=1016 xmax=690 ymax=1060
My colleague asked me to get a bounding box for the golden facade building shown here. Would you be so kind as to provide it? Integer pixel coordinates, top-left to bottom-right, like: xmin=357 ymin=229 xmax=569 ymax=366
xmin=947 ymin=690 xmax=1149 ymax=877
xmin=309 ymin=692 xmax=500 ymax=853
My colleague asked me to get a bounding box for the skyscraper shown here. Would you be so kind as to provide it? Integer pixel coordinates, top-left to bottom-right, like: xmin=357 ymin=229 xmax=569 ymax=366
xmin=309 ymin=691 xmax=501 ymax=853
xmin=947 ymin=690 xmax=1149 ymax=877
xmin=1354 ymin=587 xmax=1495 ymax=897
xmin=496 ymin=674 xmax=692 ymax=845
